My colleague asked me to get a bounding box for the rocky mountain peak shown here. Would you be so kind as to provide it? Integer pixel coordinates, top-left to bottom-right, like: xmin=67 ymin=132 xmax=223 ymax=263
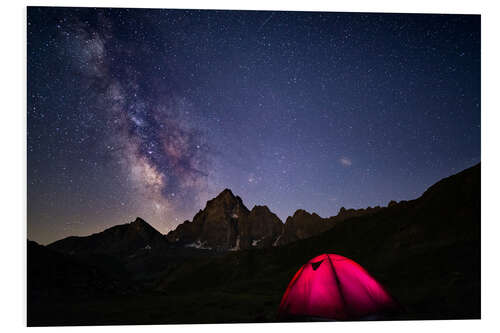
xmin=166 ymin=189 xmax=250 ymax=250
xmin=131 ymin=217 xmax=149 ymax=227
xmin=129 ymin=217 xmax=159 ymax=234
xmin=275 ymin=209 xmax=330 ymax=246
xmin=217 ymin=188 xmax=235 ymax=198
xmin=291 ymin=209 xmax=310 ymax=218
xmin=250 ymin=205 xmax=272 ymax=215
xmin=238 ymin=205 xmax=283 ymax=249
xmin=205 ymin=188 xmax=246 ymax=212
xmin=388 ymin=200 xmax=398 ymax=207
xmin=132 ymin=216 xmax=146 ymax=223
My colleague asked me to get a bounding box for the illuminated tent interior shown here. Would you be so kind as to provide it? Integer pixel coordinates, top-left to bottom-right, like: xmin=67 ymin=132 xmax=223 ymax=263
xmin=278 ymin=254 xmax=398 ymax=320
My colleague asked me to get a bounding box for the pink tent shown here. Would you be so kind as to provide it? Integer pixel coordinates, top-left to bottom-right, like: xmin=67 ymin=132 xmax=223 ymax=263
xmin=278 ymin=254 xmax=398 ymax=320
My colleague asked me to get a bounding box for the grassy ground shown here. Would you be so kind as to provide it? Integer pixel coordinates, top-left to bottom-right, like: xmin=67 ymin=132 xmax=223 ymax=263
xmin=29 ymin=291 xmax=281 ymax=326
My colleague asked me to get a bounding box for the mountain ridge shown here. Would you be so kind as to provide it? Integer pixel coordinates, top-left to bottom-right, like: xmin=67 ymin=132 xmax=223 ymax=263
xmin=48 ymin=217 xmax=169 ymax=256
xmin=46 ymin=163 xmax=479 ymax=254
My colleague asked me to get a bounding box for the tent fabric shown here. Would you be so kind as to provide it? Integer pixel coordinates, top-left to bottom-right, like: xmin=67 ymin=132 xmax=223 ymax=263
xmin=278 ymin=254 xmax=397 ymax=320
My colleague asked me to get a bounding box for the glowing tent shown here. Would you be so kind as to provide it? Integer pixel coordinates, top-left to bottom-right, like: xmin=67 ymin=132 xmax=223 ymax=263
xmin=278 ymin=254 xmax=397 ymax=320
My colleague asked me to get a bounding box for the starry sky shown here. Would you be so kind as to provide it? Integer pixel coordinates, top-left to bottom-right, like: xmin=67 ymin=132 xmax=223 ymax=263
xmin=27 ymin=7 xmax=480 ymax=244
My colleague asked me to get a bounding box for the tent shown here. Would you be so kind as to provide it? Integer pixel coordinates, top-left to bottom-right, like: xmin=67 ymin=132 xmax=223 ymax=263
xmin=278 ymin=254 xmax=398 ymax=321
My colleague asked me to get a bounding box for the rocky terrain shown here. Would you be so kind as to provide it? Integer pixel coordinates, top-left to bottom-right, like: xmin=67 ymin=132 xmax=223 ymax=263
xmin=165 ymin=189 xmax=249 ymax=250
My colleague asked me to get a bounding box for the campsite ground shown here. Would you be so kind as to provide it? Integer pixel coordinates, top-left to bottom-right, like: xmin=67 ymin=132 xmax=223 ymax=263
xmin=29 ymin=292 xmax=281 ymax=326
xmin=28 ymin=238 xmax=480 ymax=326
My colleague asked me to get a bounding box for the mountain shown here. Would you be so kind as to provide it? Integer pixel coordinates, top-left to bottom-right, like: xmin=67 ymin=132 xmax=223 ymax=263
xmin=166 ymin=189 xmax=285 ymax=250
xmin=238 ymin=205 xmax=283 ymax=249
xmin=48 ymin=217 xmax=169 ymax=256
xmin=165 ymin=189 xmax=249 ymax=250
xmin=277 ymin=209 xmax=330 ymax=245
xmin=276 ymin=205 xmax=382 ymax=245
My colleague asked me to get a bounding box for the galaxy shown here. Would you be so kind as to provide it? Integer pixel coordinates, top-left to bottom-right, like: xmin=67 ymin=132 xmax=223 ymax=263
xmin=27 ymin=7 xmax=480 ymax=244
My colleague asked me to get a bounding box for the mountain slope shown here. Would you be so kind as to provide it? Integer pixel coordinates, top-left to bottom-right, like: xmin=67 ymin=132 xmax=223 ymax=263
xmin=48 ymin=217 xmax=169 ymax=256
xmin=28 ymin=240 xmax=132 ymax=301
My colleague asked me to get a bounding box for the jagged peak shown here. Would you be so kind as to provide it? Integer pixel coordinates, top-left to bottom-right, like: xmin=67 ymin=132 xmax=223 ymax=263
xmin=206 ymin=188 xmax=238 ymax=206
xmin=337 ymin=206 xmax=362 ymax=215
xmin=283 ymin=209 xmax=325 ymax=226
xmin=292 ymin=209 xmax=311 ymax=217
xmin=216 ymin=188 xmax=236 ymax=199
xmin=129 ymin=217 xmax=161 ymax=234
xmin=131 ymin=217 xmax=150 ymax=226
xmin=132 ymin=217 xmax=146 ymax=223
xmin=251 ymin=205 xmax=272 ymax=213
xmin=204 ymin=188 xmax=248 ymax=213
xmin=283 ymin=210 xmax=308 ymax=224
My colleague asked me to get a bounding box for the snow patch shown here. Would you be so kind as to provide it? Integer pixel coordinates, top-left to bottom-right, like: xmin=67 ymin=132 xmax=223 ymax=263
xmin=185 ymin=240 xmax=212 ymax=250
xmin=229 ymin=236 xmax=240 ymax=251
xmin=272 ymin=234 xmax=282 ymax=247
xmin=252 ymin=237 xmax=265 ymax=247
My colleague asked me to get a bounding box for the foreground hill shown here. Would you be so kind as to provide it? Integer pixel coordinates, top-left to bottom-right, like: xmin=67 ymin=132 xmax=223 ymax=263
xmin=27 ymin=240 xmax=134 ymax=301
xmin=48 ymin=217 xmax=169 ymax=256
xmin=28 ymin=163 xmax=480 ymax=325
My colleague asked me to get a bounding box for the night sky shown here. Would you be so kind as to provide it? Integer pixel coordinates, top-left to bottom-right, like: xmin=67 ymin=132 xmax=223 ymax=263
xmin=27 ymin=7 xmax=480 ymax=244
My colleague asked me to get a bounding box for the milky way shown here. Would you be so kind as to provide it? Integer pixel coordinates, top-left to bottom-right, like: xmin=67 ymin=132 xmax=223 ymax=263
xmin=28 ymin=8 xmax=480 ymax=244
xmin=67 ymin=13 xmax=213 ymax=224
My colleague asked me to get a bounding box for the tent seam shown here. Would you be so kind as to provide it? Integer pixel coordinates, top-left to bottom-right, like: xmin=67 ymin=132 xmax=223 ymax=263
xmin=327 ymin=255 xmax=349 ymax=319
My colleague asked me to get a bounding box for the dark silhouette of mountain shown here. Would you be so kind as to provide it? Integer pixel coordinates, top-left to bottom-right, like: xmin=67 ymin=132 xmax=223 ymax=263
xmin=276 ymin=205 xmax=383 ymax=246
xmin=48 ymin=217 xmax=169 ymax=256
xmin=28 ymin=163 xmax=480 ymax=326
xmin=277 ymin=209 xmax=330 ymax=245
